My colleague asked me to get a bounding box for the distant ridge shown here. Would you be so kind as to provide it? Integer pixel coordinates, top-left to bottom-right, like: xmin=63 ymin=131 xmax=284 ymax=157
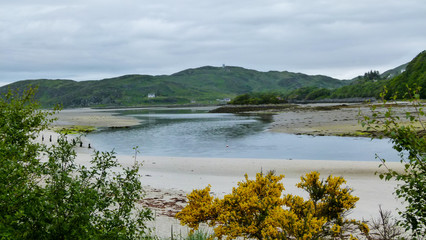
xmin=2 ymin=51 xmax=423 ymax=108
xmin=0 ymin=66 xmax=348 ymax=108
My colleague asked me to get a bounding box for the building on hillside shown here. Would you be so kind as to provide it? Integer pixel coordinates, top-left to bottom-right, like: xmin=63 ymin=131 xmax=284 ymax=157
xmin=216 ymin=98 xmax=231 ymax=103
xmin=148 ymin=93 xmax=156 ymax=98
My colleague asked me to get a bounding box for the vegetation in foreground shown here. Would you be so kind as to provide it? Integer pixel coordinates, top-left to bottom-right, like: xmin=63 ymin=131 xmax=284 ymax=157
xmin=360 ymin=87 xmax=426 ymax=238
xmin=0 ymin=88 xmax=154 ymax=239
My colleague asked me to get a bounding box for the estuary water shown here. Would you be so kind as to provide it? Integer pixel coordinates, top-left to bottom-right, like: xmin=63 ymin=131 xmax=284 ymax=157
xmin=85 ymin=107 xmax=399 ymax=162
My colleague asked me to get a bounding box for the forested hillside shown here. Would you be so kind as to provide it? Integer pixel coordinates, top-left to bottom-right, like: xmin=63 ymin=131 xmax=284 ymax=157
xmin=228 ymin=50 xmax=424 ymax=104
xmin=0 ymin=66 xmax=347 ymax=108
xmin=283 ymin=51 xmax=425 ymax=102
xmin=387 ymin=50 xmax=426 ymax=98
xmin=330 ymin=50 xmax=425 ymax=100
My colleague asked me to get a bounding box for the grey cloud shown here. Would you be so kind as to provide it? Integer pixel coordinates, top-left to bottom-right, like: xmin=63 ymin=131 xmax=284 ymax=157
xmin=0 ymin=0 xmax=425 ymax=85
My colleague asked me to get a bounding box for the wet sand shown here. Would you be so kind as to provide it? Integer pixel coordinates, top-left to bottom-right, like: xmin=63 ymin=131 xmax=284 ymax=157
xmin=51 ymin=108 xmax=142 ymax=128
xmin=269 ymin=104 xmax=367 ymax=136
xmin=269 ymin=103 xmax=423 ymax=136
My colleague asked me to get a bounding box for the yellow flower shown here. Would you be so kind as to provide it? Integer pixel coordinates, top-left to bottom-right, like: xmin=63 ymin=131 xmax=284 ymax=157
xmin=176 ymin=171 xmax=363 ymax=239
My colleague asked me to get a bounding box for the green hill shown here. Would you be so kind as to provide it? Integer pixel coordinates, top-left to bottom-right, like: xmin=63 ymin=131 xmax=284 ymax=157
xmin=381 ymin=63 xmax=408 ymax=79
xmin=283 ymin=50 xmax=425 ymax=101
xmin=0 ymin=66 xmax=348 ymax=108
xmin=387 ymin=50 xmax=426 ymax=98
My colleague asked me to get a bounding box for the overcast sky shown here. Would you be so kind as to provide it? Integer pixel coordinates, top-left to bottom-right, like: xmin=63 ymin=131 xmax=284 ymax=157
xmin=0 ymin=0 xmax=425 ymax=86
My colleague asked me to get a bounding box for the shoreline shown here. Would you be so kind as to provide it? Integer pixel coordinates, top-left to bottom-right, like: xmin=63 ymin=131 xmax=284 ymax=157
xmin=51 ymin=102 xmax=423 ymax=137
xmin=69 ymin=151 xmax=404 ymax=237
xmin=44 ymin=106 xmax=409 ymax=237
xmin=138 ymin=156 xmax=404 ymax=236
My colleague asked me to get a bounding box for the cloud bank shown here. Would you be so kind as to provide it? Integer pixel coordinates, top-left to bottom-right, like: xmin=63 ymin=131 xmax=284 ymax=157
xmin=0 ymin=0 xmax=425 ymax=86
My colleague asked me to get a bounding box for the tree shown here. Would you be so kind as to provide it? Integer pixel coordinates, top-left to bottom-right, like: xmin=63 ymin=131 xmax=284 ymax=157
xmin=360 ymin=87 xmax=426 ymax=238
xmin=363 ymin=70 xmax=381 ymax=81
xmin=176 ymin=171 xmax=368 ymax=239
xmin=0 ymin=88 xmax=153 ymax=239
xmin=229 ymin=92 xmax=286 ymax=105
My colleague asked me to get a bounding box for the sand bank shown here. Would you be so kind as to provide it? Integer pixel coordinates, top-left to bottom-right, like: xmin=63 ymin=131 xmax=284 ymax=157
xmin=269 ymin=103 xmax=423 ymax=136
xmin=51 ymin=103 xmax=422 ymax=137
xmin=69 ymin=152 xmax=404 ymax=238
xmin=34 ymin=150 xmax=403 ymax=237
xmin=51 ymin=108 xmax=141 ymax=128
xmin=269 ymin=105 xmax=366 ymax=136
xmin=141 ymin=156 xmax=403 ymax=237
xmin=133 ymin=155 xmax=404 ymax=220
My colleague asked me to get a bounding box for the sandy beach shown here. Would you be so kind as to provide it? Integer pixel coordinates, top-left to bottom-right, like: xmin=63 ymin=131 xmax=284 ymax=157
xmin=44 ymin=106 xmax=407 ymax=238
xmin=66 ymin=152 xmax=404 ymax=238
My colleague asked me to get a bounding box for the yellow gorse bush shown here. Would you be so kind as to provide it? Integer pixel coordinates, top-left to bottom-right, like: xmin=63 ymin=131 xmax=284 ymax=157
xmin=175 ymin=184 xmax=216 ymax=230
xmin=175 ymin=171 xmax=369 ymax=239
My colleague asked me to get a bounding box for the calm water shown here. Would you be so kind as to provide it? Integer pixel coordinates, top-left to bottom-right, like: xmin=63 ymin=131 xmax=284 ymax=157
xmin=85 ymin=107 xmax=399 ymax=162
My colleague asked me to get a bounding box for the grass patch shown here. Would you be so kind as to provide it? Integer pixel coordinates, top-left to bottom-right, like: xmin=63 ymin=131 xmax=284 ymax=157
xmin=56 ymin=125 xmax=97 ymax=134
xmin=182 ymin=229 xmax=214 ymax=240
xmin=336 ymin=131 xmax=373 ymax=137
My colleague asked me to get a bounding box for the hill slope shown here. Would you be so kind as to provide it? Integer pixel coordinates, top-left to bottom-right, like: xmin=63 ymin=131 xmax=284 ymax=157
xmin=387 ymin=50 xmax=426 ymax=98
xmin=381 ymin=63 xmax=408 ymax=79
xmin=0 ymin=66 xmax=348 ymax=108
xmin=283 ymin=50 xmax=425 ymax=101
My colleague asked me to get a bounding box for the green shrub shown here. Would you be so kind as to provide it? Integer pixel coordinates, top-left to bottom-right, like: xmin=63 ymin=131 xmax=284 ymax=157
xmin=0 ymin=88 xmax=154 ymax=239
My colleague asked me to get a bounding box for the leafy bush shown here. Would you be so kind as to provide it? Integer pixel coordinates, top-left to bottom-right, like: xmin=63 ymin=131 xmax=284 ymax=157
xmin=360 ymin=87 xmax=426 ymax=238
xmin=0 ymin=88 xmax=154 ymax=239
